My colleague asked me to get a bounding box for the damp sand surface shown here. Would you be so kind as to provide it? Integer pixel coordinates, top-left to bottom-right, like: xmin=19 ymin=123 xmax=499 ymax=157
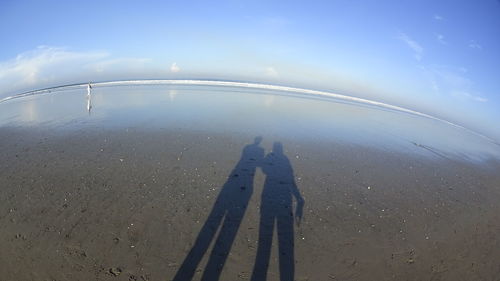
xmin=1 ymin=127 xmax=500 ymax=281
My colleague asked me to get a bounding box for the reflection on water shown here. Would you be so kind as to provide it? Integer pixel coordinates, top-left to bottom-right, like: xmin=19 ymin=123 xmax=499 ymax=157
xmin=0 ymin=84 xmax=498 ymax=162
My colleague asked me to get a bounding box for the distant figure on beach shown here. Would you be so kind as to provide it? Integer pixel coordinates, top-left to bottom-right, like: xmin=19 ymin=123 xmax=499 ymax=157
xmin=251 ymin=142 xmax=304 ymax=281
xmin=172 ymin=137 xmax=264 ymax=281
xmin=86 ymin=83 xmax=92 ymax=114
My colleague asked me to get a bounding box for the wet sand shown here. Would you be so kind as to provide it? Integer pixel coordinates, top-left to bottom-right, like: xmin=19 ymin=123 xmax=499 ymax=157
xmin=1 ymin=126 xmax=500 ymax=281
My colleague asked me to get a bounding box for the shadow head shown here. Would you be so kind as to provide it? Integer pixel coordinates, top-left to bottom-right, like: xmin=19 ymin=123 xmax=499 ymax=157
xmin=272 ymin=142 xmax=283 ymax=155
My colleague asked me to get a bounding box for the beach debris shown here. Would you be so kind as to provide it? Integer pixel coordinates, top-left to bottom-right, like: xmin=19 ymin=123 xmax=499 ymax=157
xmin=15 ymin=233 xmax=27 ymax=240
xmin=109 ymin=267 xmax=122 ymax=276
xmin=407 ymin=258 xmax=415 ymax=264
xmin=367 ymin=186 xmax=371 ymax=190
xmin=238 ymin=272 xmax=250 ymax=279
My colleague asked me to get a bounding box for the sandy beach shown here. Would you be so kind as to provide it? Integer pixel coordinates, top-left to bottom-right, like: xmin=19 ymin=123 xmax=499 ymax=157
xmin=1 ymin=85 xmax=500 ymax=281
xmin=1 ymin=125 xmax=499 ymax=281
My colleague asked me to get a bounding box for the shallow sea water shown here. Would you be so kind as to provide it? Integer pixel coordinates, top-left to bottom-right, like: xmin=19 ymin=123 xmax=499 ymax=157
xmin=2 ymin=84 xmax=499 ymax=162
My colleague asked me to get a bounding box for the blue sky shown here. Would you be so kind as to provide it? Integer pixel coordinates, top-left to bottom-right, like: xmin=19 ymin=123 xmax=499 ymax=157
xmin=1 ymin=0 xmax=499 ymax=140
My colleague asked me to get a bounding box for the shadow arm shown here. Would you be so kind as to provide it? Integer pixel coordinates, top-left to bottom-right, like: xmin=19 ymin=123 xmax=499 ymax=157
xmin=290 ymin=181 xmax=304 ymax=225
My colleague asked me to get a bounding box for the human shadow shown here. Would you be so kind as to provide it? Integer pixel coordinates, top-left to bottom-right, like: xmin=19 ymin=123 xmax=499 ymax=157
xmin=172 ymin=137 xmax=264 ymax=281
xmin=251 ymin=142 xmax=304 ymax=281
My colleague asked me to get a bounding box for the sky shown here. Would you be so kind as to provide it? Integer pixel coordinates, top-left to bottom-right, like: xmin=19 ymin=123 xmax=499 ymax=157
xmin=0 ymin=0 xmax=499 ymax=140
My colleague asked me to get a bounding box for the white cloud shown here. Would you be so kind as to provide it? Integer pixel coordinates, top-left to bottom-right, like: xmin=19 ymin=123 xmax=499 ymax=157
xmin=87 ymin=57 xmax=151 ymax=73
xmin=170 ymin=62 xmax=180 ymax=73
xmin=0 ymin=46 xmax=152 ymax=96
xmin=0 ymin=46 xmax=107 ymax=90
xmin=430 ymin=79 xmax=440 ymax=94
xmin=422 ymin=65 xmax=487 ymax=103
xmin=468 ymin=40 xmax=482 ymax=50
xmin=433 ymin=14 xmax=444 ymax=20
xmin=452 ymin=91 xmax=488 ymax=102
xmin=474 ymin=96 xmax=488 ymax=102
xmin=398 ymin=33 xmax=424 ymax=61
xmin=265 ymin=66 xmax=278 ymax=77
xmin=435 ymin=33 xmax=446 ymax=44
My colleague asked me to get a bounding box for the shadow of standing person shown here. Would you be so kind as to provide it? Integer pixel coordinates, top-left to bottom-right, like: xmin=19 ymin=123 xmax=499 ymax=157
xmin=172 ymin=137 xmax=264 ymax=281
xmin=251 ymin=142 xmax=304 ymax=281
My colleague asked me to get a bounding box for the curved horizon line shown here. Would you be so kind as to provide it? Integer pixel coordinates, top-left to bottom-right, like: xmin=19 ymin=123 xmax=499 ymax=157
xmin=0 ymin=79 xmax=497 ymax=144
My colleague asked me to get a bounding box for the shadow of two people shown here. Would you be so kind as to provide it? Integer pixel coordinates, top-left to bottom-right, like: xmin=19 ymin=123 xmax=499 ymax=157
xmin=172 ymin=137 xmax=304 ymax=281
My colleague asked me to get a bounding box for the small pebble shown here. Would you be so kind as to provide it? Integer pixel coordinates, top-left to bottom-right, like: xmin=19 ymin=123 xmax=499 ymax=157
xmin=109 ymin=267 xmax=122 ymax=276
